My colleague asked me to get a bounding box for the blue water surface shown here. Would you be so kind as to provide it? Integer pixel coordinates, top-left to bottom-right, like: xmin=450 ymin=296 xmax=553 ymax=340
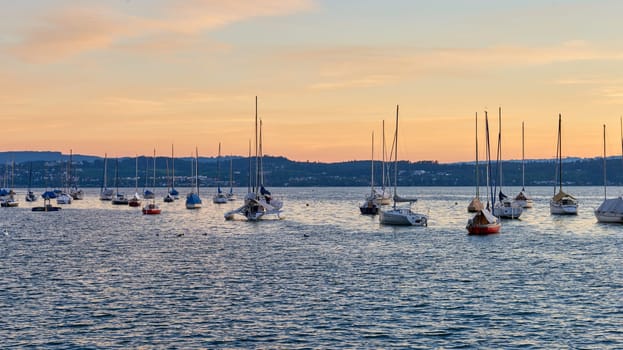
xmin=1 ymin=186 xmax=622 ymax=348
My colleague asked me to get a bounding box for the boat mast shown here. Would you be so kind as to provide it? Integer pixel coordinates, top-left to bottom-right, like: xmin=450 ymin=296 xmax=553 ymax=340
xmin=115 ymin=158 xmax=120 ymax=196
xmin=603 ymin=124 xmax=607 ymax=201
xmin=216 ymin=142 xmax=221 ymax=189
xmin=171 ymin=144 xmax=175 ymax=190
xmin=382 ymin=120 xmax=386 ymax=192
xmin=152 ymin=148 xmax=156 ymax=198
xmin=497 ymin=107 xmax=503 ymax=197
xmin=554 ymin=113 xmax=562 ymax=195
xmin=393 ymin=105 xmax=399 ymax=210
xmin=259 ymin=119 xmax=264 ymax=186
xmin=371 ymin=131 xmax=375 ymax=195
xmin=521 ymin=121 xmax=525 ymax=191
xmin=247 ymin=139 xmax=252 ymax=194
xmin=254 ymin=96 xmax=259 ymax=195
xmin=485 ymin=111 xmax=493 ymax=209
xmin=102 ymin=153 xmax=108 ymax=192
xmin=195 ymin=147 xmax=200 ymax=195
xmin=475 ymin=112 xmax=479 ymax=198
xmin=135 ymin=155 xmax=138 ymax=193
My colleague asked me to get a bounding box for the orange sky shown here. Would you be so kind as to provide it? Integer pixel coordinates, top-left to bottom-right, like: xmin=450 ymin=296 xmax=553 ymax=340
xmin=2 ymin=1 xmax=623 ymax=163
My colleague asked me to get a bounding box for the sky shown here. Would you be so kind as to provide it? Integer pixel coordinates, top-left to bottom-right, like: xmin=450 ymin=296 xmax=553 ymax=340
xmin=2 ymin=0 xmax=623 ymax=163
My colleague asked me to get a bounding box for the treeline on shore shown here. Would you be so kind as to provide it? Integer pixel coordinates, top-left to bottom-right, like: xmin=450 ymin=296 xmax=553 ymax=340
xmin=0 ymin=152 xmax=618 ymax=188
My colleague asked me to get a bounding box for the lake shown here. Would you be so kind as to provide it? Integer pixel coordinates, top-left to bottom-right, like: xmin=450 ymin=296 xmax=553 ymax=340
xmin=1 ymin=186 xmax=622 ymax=348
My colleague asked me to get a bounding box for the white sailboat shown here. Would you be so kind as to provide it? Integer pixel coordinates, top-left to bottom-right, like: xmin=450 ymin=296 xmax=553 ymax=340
xmin=128 ymin=156 xmax=142 ymax=207
xmin=467 ymin=112 xmax=501 ymax=234
xmin=513 ymin=122 xmax=533 ymax=208
xmin=226 ymin=158 xmax=237 ymax=201
xmin=142 ymin=149 xmax=162 ymax=215
xmin=56 ymin=156 xmax=72 ymax=205
xmin=550 ymin=114 xmax=578 ymax=215
xmin=213 ymin=142 xmax=228 ymax=204
xmin=25 ymin=162 xmax=38 ymax=202
xmin=169 ymin=144 xmax=180 ymax=200
xmin=595 ymin=122 xmax=623 ymax=222
xmin=1 ymin=161 xmax=19 ymax=207
xmin=111 ymin=158 xmax=129 ymax=205
xmin=467 ymin=112 xmax=484 ymax=213
xmin=100 ymin=153 xmax=114 ymax=200
xmin=185 ymin=147 xmax=203 ymax=209
xmin=68 ymin=150 xmax=84 ymax=200
xmin=379 ymin=105 xmax=428 ymax=226
xmin=225 ymin=96 xmax=283 ymax=221
xmin=492 ymin=107 xmax=522 ymax=219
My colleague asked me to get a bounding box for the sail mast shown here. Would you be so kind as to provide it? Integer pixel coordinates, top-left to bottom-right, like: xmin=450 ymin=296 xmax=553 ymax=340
xmin=371 ymin=131 xmax=375 ymax=194
xmin=382 ymin=120 xmax=386 ymax=192
xmin=558 ymin=114 xmax=563 ymax=193
xmin=171 ymin=144 xmax=175 ymax=190
xmin=254 ymin=96 xmax=259 ymax=194
xmin=603 ymin=124 xmax=607 ymax=201
xmin=521 ymin=121 xmax=525 ymax=191
xmin=195 ymin=147 xmax=200 ymax=195
xmin=393 ymin=105 xmax=399 ymax=210
xmin=475 ymin=112 xmax=479 ymax=198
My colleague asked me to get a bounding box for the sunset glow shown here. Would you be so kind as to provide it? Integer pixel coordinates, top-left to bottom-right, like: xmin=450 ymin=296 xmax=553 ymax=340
xmin=2 ymin=0 xmax=623 ymax=162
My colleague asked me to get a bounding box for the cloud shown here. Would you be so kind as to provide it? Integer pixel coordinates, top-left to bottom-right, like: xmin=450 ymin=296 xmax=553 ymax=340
xmin=295 ymin=41 xmax=623 ymax=90
xmin=7 ymin=0 xmax=315 ymax=62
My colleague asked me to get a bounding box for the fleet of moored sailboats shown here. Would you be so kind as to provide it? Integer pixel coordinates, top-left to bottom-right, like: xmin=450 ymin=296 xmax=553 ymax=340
xmin=3 ymin=102 xmax=623 ymax=232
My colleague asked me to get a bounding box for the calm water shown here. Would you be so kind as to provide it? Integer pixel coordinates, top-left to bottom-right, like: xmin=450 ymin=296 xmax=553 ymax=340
xmin=1 ymin=186 xmax=622 ymax=348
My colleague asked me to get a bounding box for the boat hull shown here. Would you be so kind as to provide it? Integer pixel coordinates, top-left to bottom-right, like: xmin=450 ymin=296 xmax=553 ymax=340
xmin=213 ymin=195 xmax=228 ymax=204
xmin=550 ymin=201 xmax=578 ymax=215
xmin=128 ymin=200 xmax=141 ymax=207
xmin=594 ymin=211 xmax=623 ymax=223
xmin=466 ymin=223 xmax=501 ymax=235
xmin=32 ymin=205 xmax=61 ymax=212
xmin=492 ymin=204 xmax=523 ymax=219
xmin=379 ymin=208 xmax=427 ymax=226
xmin=359 ymin=205 xmax=379 ymax=215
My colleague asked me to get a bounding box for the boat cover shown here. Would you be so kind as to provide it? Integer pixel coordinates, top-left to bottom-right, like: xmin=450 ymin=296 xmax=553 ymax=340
xmin=595 ymin=197 xmax=623 ymax=214
xmin=552 ymin=190 xmax=575 ymax=202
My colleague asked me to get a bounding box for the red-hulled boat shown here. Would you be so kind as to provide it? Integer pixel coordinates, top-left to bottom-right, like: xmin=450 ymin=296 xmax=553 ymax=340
xmin=466 ymin=208 xmax=500 ymax=235
xmin=142 ymin=202 xmax=161 ymax=215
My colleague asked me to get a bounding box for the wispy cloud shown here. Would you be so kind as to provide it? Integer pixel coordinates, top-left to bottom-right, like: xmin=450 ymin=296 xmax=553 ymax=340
xmin=298 ymin=41 xmax=623 ymax=90
xmin=6 ymin=0 xmax=316 ymax=62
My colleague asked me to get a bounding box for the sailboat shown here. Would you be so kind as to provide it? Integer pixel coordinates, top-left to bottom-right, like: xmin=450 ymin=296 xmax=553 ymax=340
xmin=594 ymin=122 xmax=623 ymax=222
xmin=369 ymin=120 xmax=392 ymax=205
xmin=56 ymin=156 xmax=72 ymax=205
xmin=143 ymin=156 xmax=155 ymax=200
xmin=185 ymin=147 xmax=203 ymax=209
xmin=550 ymin=114 xmax=578 ymax=215
xmin=25 ymin=162 xmax=38 ymax=202
xmin=468 ymin=112 xmax=484 ymax=213
xmin=169 ymin=144 xmax=180 ymax=200
xmin=226 ymin=158 xmax=237 ymax=201
xmin=163 ymin=158 xmax=174 ymax=203
xmin=1 ymin=161 xmax=19 ymax=207
xmin=492 ymin=107 xmax=522 ymax=219
xmin=111 ymin=158 xmax=129 ymax=205
xmin=69 ymin=150 xmax=84 ymax=200
xmin=128 ymin=156 xmax=142 ymax=207
xmin=360 ymin=131 xmax=380 ymax=215
xmin=213 ymin=142 xmax=228 ymax=204
xmin=513 ymin=122 xmax=533 ymax=208
xmin=143 ymin=149 xmax=161 ymax=215
xmin=379 ymin=105 xmax=428 ymax=226
xmin=224 ymin=96 xmax=283 ymax=221
xmin=32 ymin=190 xmax=62 ymax=212
xmin=100 ymin=153 xmax=114 ymax=200
xmin=467 ymin=112 xmax=501 ymax=234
